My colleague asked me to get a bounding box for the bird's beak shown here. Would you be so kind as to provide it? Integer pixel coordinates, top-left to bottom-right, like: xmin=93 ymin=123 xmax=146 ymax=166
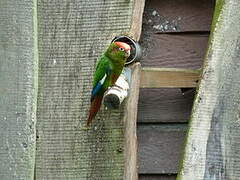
xmin=126 ymin=49 xmax=131 ymax=57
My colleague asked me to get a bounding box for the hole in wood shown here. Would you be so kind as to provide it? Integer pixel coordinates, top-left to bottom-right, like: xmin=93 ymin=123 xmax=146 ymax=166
xmin=112 ymin=35 xmax=142 ymax=65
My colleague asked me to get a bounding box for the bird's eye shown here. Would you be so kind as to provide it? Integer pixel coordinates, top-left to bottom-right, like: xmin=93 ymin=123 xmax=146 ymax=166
xmin=119 ymin=47 xmax=125 ymax=51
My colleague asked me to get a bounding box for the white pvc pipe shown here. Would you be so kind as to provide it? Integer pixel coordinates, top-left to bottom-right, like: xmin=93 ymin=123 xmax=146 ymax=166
xmin=103 ymin=68 xmax=131 ymax=109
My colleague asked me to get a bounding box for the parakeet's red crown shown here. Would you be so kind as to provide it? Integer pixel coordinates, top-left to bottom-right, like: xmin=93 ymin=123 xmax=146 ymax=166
xmin=114 ymin=42 xmax=131 ymax=51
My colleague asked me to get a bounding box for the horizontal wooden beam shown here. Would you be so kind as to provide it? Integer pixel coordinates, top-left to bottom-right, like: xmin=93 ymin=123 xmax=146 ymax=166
xmin=140 ymin=67 xmax=200 ymax=88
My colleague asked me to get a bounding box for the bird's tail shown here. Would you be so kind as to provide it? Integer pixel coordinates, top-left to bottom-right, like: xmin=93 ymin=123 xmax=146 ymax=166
xmin=87 ymin=96 xmax=103 ymax=126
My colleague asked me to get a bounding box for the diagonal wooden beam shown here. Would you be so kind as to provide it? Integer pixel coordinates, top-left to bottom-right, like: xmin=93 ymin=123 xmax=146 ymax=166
xmin=178 ymin=0 xmax=240 ymax=179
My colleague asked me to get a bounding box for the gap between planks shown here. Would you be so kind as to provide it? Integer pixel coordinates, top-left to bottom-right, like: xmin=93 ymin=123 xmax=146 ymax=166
xmin=140 ymin=67 xmax=201 ymax=88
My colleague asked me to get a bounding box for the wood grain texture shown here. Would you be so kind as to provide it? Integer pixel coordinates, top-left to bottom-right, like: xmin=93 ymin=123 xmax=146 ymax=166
xmin=130 ymin=0 xmax=145 ymax=41
xmin=142 ymin=0 xmax=215 ymax=32
xmin=124 ymin=63 xmax=141 ymax=180
xmin=138 ymin=125 xmax=187 ymax=174
xmin=0 ymin=0 xmax=38 ymax=179
xmin=139 ymin=174 xmax=176 ymax=180
xmin=140 ymin=34 xmax=209 ymax=69
xmin=138 ymin=88 xmax=195 ymax=123
xmin=35 ymin=0 xmax=143 ymax=179
xmin=141 ymin=68 xmax=200 ymax=88
xmin=178 ymin=0 xmax=240 ymax=179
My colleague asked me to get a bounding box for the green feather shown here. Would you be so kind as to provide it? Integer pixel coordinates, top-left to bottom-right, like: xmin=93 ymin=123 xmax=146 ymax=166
xmin=91 ymin=42 xmax=128 ymax=98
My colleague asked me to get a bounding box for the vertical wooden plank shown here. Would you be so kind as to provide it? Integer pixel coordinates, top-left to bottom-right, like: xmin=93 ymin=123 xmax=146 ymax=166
xmin=0 ymin=0 xmax=38 ymax=179
xmin=124 ymin=1 xmax=145 ymax=179
xmin=130 ymin=0 xmax=145 ymax=40
xmin=36 ymin=0 xmax=144 ymax=179
xmin=178 ymin=0 xmax=240 ymax=179
xmin=124 ymin=63 xmax=141 ymax=180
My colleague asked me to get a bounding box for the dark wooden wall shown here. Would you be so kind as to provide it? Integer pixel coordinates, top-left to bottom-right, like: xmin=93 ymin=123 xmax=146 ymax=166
xmin=138 ymin=0 xmax=215 ymax=179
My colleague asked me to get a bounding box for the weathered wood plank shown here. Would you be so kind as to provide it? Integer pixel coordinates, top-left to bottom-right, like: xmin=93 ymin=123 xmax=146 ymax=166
xmin=142 ymin=0 xmax=214 ymax=33
xmin=139 ymin=174 xmax=176 ymax=180
xmin=0 ymin=0 xmax=38 ymax=179
xmin=140 ymin=34 xmax=209 ymax=69
xmin=140 ymin=68 xmax=200 ymax=88
xmin=124 ymin=63 xmax=141 ymax=180
xmin=178 ymin=0 xmax=240 ymax=179
xmin=138 ymin=125 xmax=187 ymax=174
xmin=35 ymin=0 xmax=144 ymax=179
xmin=130 ymin=0 xmax=145 ymax=41
xmin=138 ymin=88 xmax=195 ymax=123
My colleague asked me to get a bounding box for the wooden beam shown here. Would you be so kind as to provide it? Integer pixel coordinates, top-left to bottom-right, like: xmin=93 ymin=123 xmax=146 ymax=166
xmin=138 ymin=124 xmax=187 ymax=174
xmin=123 ymin=1 xmax=145 ymax=178
xmin=138 ymin=88 xmax=195 ymax=123
xmin=130 ymin=0 xmax=145 ymax=41
xmin=177 ymin=0 xmax=240 ymax=179
xmin=123 ymin=63 xmax=141 ymax=180
xmin=140 ymin=67 xmax=200 ymax=88
xmin=140 ymin=34 xmax=209 ymax=69
xmin=142 ymin=0 xmax=215 ymax=33
xmin=0 ymin=0 xmax=38 ymax=179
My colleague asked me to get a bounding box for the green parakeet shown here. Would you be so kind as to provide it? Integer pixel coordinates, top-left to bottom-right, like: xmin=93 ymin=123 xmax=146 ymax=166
xmin=87 ymin=41 xmax=131 ymax=126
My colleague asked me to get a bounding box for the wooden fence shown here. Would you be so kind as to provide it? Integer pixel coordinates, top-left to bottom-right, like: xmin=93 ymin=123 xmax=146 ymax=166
xmin=2 ymin=0 xmax=240 ymax=179
xmin=0 ymin=0 xmax=144 ymax=179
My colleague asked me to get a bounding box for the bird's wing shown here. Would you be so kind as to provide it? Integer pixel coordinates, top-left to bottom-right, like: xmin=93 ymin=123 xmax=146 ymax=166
xmin=91 ymin=56 xmax=111 ymax=101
